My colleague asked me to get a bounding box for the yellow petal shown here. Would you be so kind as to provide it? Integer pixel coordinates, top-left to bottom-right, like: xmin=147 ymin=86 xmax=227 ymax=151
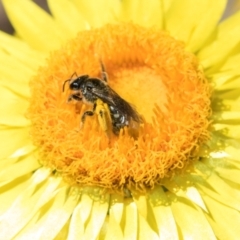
xmin=217 ymin=167 xmax=240 ymax=185
xmin=72 ymin=0 xmax=119 ymax=28
xmin=0 ymin=51 xmax=34 ymax=85
xmin=219 ymin=53 xmax=240 ymax=71
xmin=0 ymin=100 xmax=29 ymax=127
xmin=219 ymin=8 xmax=240 ymax=39
xmin=132 ymin=193 xmax=160 ymax=238
xmin=2 ymin=0 xmax=65 ymax=51
xmin=209 ymin=69 xmax=240 ymax=89
xmin=225 ymin=146 xmax=240 ymax=163
xmin=105 ymin=214 xmax=124 ymax=240
xmin=0 ymin=85 xmax=30 ymax=127
xmin=162 ymin=0 xmax=173 ymax=13
xmin=67 ymin=202 xmax=85 ymax=239
xmin=0 ymin=157 xmax=18 ymax=174
xmin=121 ymin=0 xmax=140 ymax=22
xmin=213 ymin=124 xmax=240 ymax=139
xmin=16 ymin=186 xmax=78 ymax=239
xmin=202 ymin=195 xmax=240 ymax=239
xmin=198 ymin=10 xmax=240 ymax=69
xmin=148 ymin=187 xmax=178 ymax=239
xmin=48 ymin=0 xmax=89 ymax=36
xmin=123 ymin=200 xmax=138 ymax=239
xmin=194 ymin=163 xmax=240 ymax=211
xmin=84 ymin=195 xmax=109 ymax=239
xmin=0 ymin=169 xmax=55 ymax=239
xmin=121 ymin=0 xmax=163 ymax=28
xmin=0 ymin=153 xmax=39 ymax=183
xmin=0 ymin=79 xmax=30 ymax=101
xmin=213 ymin=111 xmax=240 ymax=124
xmin=0 ymin=174 xmax=32 ymax=214
xmin=187 ymin=0 xmax=226 ymax=52
xmin=138 ymin=215 xmax=159 ymax=240
xmin=11 ymin=146 xmax=36 ymax=161
xmin=0 ymin=128 xmax=31 ymax=159
xmin=185 ymin=187 xmax=208 ymax=212
xmin=165 ymin=0 xmax=226 ymax=49
xmin=214 ymin=76 xmax=240 ymax=91
xmin=133 ymin=194 xmax=147 ymax=219
xmin=79 ymin=193 xmax=93 ymax=225
xmin=212 ymin=97 xmax=240 ymax=112
xmin=171 ymin=196 xmax=216 ymax=240
xmin=0 ymin=30 xmax=45 ymax=70
xmin=166 ymin=176 xmax=208 ymax=212
xmin=110 ymin=194 xmax=124 ymax=224
xmin=216 ymin=88 xmax=240 ymax=100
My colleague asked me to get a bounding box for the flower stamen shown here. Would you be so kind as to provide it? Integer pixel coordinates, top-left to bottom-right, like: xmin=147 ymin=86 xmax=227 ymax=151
xmin=27 ymin=24 xmax=211 ymax=192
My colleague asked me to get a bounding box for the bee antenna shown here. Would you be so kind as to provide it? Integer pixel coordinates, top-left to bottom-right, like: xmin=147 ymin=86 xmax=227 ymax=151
xmin=62 ymin=72 xmax=78 ymax=92
xmin=62 ymin=79 xmax=70 ymax=92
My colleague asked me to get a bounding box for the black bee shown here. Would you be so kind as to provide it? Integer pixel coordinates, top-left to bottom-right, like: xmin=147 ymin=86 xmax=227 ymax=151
xmin=63 ymin=63 xmax=143 ymax=136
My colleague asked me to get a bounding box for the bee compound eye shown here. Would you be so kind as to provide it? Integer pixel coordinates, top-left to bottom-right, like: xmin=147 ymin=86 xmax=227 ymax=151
xmin=70 ymin=81 xmax=79 ymax=90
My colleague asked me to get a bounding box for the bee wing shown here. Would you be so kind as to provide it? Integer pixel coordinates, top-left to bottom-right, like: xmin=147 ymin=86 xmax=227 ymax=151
xmin=91 ymin=86 xmax=116 ymax=106
xmin=91 ymin=86 xmax=143 ymax=123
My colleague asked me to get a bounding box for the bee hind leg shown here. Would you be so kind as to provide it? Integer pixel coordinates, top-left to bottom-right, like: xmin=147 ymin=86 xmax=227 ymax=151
xmin=95 ymin=102 xmax=111 ymax=137
xmin=98 ymin=109 xmax=108 ymax=133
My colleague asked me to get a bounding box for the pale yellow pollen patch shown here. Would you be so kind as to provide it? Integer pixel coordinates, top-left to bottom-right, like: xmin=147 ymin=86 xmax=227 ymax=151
xmin=111 ymin=67 xmax=168 ymax=122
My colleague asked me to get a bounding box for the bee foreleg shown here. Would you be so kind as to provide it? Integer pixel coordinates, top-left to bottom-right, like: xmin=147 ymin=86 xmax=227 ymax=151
xmin=80 ymin=110 xmax=94 ymax=129
xmin=67 ymin=93 xmax=82 ymax=102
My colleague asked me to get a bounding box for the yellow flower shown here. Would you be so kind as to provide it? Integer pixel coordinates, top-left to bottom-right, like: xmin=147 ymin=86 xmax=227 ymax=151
xmin=1 ymin=0 xmax=240 ymax=239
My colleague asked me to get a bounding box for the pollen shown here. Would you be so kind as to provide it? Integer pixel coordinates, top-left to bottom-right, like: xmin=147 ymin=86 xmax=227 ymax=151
xmin=27 ymin=24 xmax=211 ymax=192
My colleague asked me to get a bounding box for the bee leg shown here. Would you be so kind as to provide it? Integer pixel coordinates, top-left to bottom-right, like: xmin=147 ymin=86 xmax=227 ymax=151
xmin=101 ymin=71 xmax=108 ymax=82
xmin=80 ymin=110 xmax=94 ymax=129
xmin=99 ymin=60 xmax=108 ymax=82
xmin=75 ymin=101 xmax=82 ymax=114
xmin=95 ymin=101 xmax=112 ymax=137
xmin=98 ymin=109 xmax=108 ymax=133
xmin=80 ymin=102 xmax=96 ymax=128
xmin=67 ymin=94 xmax=82 ymax=102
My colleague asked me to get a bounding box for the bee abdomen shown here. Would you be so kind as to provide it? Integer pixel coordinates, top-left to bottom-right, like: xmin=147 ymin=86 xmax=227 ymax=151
xmin=109 ymin=105 xmax=128 ymax=133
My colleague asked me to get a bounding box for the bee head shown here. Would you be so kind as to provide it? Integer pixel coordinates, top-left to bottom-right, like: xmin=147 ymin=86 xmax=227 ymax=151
xmin=63 ymin=74 xmax=89 ymax=92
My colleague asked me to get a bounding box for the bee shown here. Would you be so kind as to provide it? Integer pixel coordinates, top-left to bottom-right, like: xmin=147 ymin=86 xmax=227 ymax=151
xmin=63 ymin=63 xmax=143 ymax=136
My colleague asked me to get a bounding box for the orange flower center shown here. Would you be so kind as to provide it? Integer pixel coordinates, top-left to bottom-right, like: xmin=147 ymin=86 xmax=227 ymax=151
xmin=27 ymin=24 xmax=211 ymax=192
